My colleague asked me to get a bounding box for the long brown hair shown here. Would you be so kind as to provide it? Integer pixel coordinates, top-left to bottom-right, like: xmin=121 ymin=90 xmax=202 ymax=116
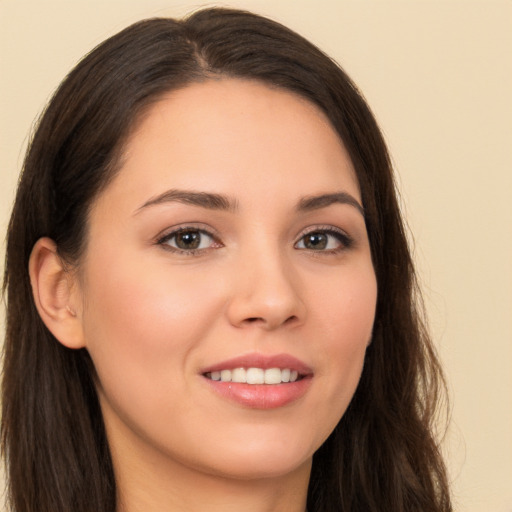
xmin=2 ymin=8 xmax=451 ymax=512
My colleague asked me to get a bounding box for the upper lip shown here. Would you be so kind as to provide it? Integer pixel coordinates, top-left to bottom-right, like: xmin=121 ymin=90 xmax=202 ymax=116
xmin=200 ymin=353 xmax=313 ymax=376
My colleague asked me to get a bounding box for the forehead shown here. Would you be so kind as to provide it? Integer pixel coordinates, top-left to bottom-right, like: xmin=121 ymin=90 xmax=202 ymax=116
xmin=98 ymin=78 xmax=360 ymax=212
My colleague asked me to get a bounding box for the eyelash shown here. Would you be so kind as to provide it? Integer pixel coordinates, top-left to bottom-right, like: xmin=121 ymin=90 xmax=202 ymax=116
xmin=156 ymin=225 xmax=353 ymax=256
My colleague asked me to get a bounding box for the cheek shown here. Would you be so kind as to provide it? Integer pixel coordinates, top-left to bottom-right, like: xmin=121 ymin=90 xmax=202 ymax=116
xmin=308 ymin=264 xmax=376 ymax=425
xmin=84 ymin=249 xmax=218 ymax=338
xmin=315 ymin=262 xmax=377 ymax=349
xmin=80 ymin=253 xmax=223 ymax=402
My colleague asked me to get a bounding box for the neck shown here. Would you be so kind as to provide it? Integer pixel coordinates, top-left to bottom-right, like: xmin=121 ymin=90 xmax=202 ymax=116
xmin=115 ymin=451 xmax=310 ymax=512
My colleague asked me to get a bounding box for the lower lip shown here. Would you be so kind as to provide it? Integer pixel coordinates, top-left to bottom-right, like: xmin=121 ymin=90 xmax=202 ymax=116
xmin=203 ymin=376 xmax=313 ymax=409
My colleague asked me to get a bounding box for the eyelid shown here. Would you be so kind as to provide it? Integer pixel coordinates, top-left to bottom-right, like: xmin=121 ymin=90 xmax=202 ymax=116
xmin=155 ymin=222 xmax=220 ymax=240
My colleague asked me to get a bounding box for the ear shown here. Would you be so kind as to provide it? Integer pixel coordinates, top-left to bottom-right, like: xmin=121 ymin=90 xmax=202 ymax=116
xmin=29 ymin=237 xmax=85 ymax=349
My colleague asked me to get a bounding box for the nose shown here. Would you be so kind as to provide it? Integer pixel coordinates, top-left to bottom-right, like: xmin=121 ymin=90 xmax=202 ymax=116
xmin=225 ymin=250 xmax=306 ymax=330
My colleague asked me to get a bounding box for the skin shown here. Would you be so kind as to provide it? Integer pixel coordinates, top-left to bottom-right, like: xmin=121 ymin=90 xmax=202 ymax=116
xmin=31 ymin=79 xmax=377 ymax=512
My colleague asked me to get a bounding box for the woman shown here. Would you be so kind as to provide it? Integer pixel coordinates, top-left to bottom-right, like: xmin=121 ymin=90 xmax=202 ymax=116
xmin=2 ymin=7 xmax=451 ymax=512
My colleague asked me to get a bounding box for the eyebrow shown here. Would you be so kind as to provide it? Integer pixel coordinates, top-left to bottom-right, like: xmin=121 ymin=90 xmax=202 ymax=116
xmin=136 ymin=189 xmax=364 ymax=217
xmin=136 ymin=189 xmax=238 ymax=213
xmin=297 ymin=192 xmax=365 ymax=217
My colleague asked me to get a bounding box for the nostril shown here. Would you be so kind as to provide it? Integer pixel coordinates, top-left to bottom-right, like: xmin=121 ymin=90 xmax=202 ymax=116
xmin=246 ymin=317 xmax=263 ymax=323
xmin=243 ymin=315 xmax=298 ymax=326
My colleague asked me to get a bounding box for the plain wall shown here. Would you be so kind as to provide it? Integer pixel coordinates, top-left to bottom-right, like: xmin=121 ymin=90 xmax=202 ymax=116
xmin=1 ymin=1 xmax=511 ymax=511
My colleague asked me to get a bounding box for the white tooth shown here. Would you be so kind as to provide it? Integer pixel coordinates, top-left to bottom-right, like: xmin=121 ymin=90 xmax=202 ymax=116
xmin=231 ymin=368 xmax=247 ymax=383
xmin=290 ymin=370 xmax=298 ymax=382
xmin=210 ymin=371 xmax=221 ymax=381
xmin=281 ymin=368 xmax=291 ymax=383
xmin=246 ymin=367 xmax=265 ymax=384
xmin=220 ymin=369 xmax=232 ymax=382
xmin=264 ymin=368 xmax=282 ymax=384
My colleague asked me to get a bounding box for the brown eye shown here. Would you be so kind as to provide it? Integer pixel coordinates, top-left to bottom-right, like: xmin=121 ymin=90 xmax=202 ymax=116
xmin=295 ymin=229 xmax=352 ymax=252
xmin=302 ymin=232 xmax=328 ymax=250
xmin=175 ymin=230 xmax=202 ymax=250
xmin=159 ymin=228 xmax=217 ymax=253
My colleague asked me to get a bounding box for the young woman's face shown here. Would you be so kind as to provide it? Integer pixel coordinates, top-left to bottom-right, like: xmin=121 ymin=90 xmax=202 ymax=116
xmin=77 ymin=79 xmax=377 ymax=482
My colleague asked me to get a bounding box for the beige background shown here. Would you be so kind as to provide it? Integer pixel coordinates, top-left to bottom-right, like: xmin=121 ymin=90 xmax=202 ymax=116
xmin=1 ymin=1 xmax=511 ymax=510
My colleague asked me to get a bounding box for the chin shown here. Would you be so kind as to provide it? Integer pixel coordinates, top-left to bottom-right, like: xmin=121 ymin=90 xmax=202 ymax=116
xmin=199 ymin=453 xmax=313 ymax=482
xmin=187 ymin=433 xmax=316 ymax=481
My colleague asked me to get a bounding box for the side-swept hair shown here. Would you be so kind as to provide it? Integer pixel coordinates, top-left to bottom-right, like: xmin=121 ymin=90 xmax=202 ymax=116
xmin=2 ymin=8 xmax=451 ymax=512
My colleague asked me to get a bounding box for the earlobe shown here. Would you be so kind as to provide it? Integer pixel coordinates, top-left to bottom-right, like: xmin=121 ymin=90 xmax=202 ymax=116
xmin=29 ymin=237 xmax=85 ymax=349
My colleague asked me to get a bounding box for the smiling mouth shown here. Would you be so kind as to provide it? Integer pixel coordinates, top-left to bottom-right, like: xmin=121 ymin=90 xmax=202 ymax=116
xmin=204 ymin=367 xmax=302 ymax=384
